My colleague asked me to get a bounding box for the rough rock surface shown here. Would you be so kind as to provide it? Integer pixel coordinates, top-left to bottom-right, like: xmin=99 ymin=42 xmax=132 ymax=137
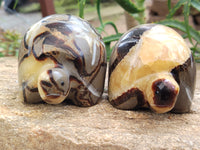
xmin=0 ymin=57 xmax=200 ymax=150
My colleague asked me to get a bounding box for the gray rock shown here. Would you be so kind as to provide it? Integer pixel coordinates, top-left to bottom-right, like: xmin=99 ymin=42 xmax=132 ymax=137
xmin=0 ymin=57 xmax=200 ymax=149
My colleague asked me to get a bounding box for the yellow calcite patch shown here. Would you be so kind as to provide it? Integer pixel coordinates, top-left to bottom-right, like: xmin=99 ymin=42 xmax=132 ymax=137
xmin=18 ymin=53 xmax=55 ymax=88
xmin=139 ymin=26 xmax=190 ymax=65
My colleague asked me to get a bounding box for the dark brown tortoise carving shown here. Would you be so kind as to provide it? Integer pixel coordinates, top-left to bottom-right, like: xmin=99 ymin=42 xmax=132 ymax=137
xmin=18 ymin=14 xmax=107 ymax=106
xmin=109 ymin=24 xmax=196 ymax=113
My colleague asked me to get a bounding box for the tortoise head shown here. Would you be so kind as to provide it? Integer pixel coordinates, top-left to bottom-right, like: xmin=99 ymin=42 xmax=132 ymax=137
xmin=145 ymin=74 xmax=180 ymax=113
xmin=38 ymin=68 xmax=70 ymax=104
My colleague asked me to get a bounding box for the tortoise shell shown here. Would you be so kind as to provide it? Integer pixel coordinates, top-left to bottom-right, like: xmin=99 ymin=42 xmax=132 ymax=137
xmin=109 ymin=24 xmax=196 ymax=113
xmin=18 ymin=14 xmax=107 ymax=106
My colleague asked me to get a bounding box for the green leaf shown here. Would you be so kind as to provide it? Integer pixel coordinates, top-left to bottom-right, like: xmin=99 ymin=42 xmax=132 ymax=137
xmin=168 ymin=0 xmax=172 ymax=10
xmin=194 ymin=52 xmax=200 ymax=62
xmin=158 ymin=19 xmax=200 ymax=44
xmin=78 ymin=0 xmax=86 ymax=19
xmin=130 ymin=11 xmax=145 ymax=24
xmin=113 ymin=0 xmax=145 ymax=14
xmin=0 ymin=52 xmax=5 ymax=57
xmin=167 ymin=0 xmax=187 ymax=19
xmin=103 ymin=33 xmax=123 ymax=60
xmin=103 ymin=33 xmax=123 ymax=44
xmin=0 ymin=43 xmax=8 ymax=49
xmin=182 ymin=33 xmax=188 ymax=39
xmin=96 ymin=26 xmax=104 ymax=34
xmin=191 ymin=0 xmax=200 ymax=11
xmin=191 ymin=42 xmax=199 ymax=54
xmin=103 ymin=22 xmax=119 ymax=34
xmin=97 ymin=0 xmax=103 ymax=27
xmin=135 ymin=0 xmax=145 ymax=8
xmin=183 ymin=0 xmax=193 ymax=44
xmin=13 ymin=0 xmax=19 ymax=10
xmin=96 ymin=0 xmax=120 ymax=35
xmin=105 ymin=42 xmax=112 ymax=60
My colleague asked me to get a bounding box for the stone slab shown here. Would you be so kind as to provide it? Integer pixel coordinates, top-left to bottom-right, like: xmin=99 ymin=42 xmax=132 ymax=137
xmin=0 ymin=57 xmax=200 ymax=150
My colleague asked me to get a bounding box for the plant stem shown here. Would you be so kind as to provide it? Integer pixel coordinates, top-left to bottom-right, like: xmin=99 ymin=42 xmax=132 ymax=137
xmin=96 ymin=0 xmax=103 ymax=27
xmin=13 ymin=0 xmax=19 ymax=9
xmin=184 ymin=0 xmax=193 ymax=45
xmin=167 ymin=0 xmax=171 ymax=10
xmin=78 ymin=0 xmax=86 ymax=19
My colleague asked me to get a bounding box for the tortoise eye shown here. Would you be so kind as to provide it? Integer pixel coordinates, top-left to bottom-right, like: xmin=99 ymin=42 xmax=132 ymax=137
xmin=60 ymin=81 xmax=65 ymax=86
xmin=152 ymin=79 xmax=177 ymax=107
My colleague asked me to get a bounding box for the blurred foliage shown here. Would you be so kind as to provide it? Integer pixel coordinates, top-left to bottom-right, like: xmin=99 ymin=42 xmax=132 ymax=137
xmin=88 ymin=0 xmax=146 ymax=60
xmin=78 ymin=0 xmax=200 ymax=62
xmin=159 ymin=0 xmax=200 ymax=62
xmin=55 ymin=0 xmax=113 ymax=6
xmin=0 ymin=30 xmax=21 ymax=57
xmin=54 ymin=0 xmax=78 ymax=14
xmin=18 ymin=2 xmax=40 ymax=13
xmin=54 ymin=0 xmax=97 ymax=14
xmin=1 ymin=0 xmax=199 ymax=62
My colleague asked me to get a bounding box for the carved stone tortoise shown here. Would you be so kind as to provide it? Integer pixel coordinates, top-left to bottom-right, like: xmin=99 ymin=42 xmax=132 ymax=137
xmin=109 ymin=24 xmax=196 ymax=113
xmin=18 ymin=14 xmax=107 ymax=106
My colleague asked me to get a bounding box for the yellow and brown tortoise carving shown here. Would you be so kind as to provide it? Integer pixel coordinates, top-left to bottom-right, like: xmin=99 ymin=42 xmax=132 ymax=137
xmin=18 ymin=14 xmax=107 ymax=106
xmin=109 ymin=24 xmax=196 ymax=113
